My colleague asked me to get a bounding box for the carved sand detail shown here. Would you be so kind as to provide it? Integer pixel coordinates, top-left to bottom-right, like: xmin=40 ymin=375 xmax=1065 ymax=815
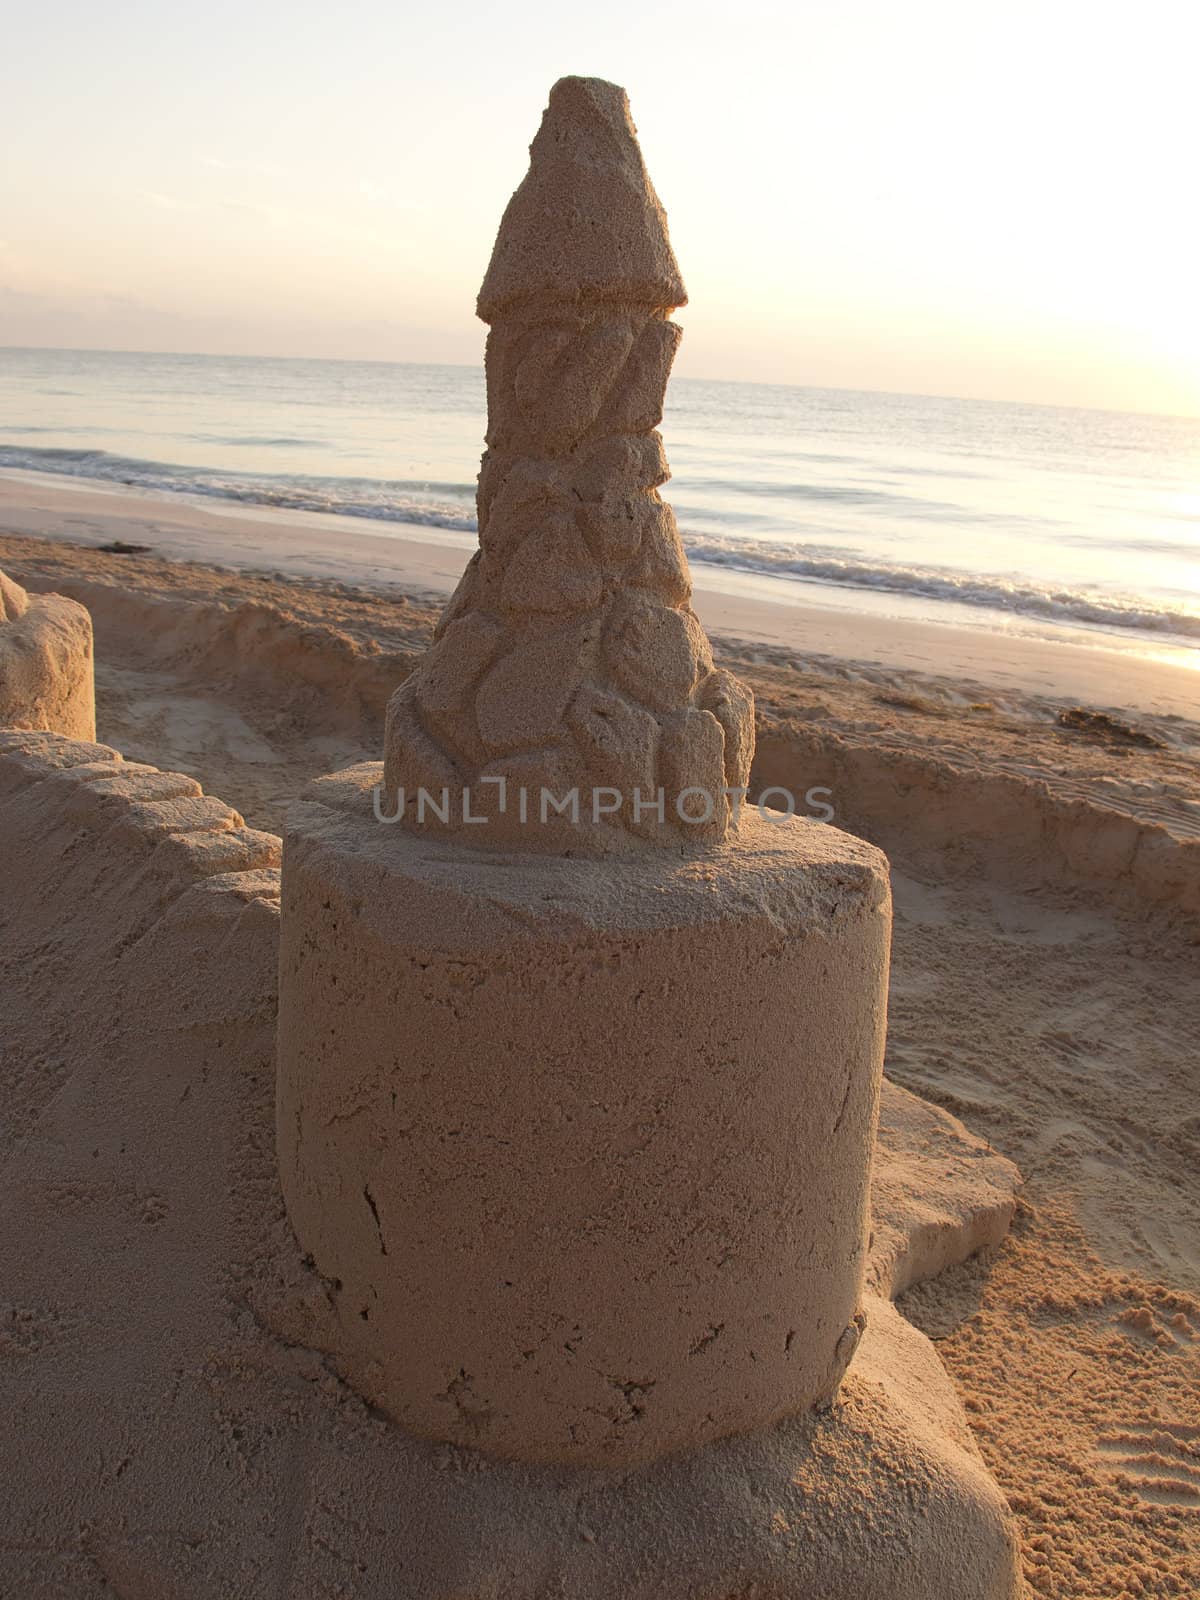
xmin=382 ymin=76 xmax=754 ymax=851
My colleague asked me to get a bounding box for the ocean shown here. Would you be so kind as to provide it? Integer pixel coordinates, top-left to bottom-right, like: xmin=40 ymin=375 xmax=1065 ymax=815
xmin=1 ymin=346 xmax=1198 ymax=657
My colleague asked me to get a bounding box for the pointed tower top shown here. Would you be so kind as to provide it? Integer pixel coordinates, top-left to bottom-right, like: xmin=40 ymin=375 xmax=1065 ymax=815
xmin=477 ymin=76 xmax=687 ymax=322
xmin=383 ymin=78 xmax=753 ymax=853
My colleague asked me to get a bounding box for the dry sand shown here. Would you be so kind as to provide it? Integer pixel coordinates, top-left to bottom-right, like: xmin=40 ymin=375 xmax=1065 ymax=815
xmin=2 ymin=528 xmax=1199 ymax=1593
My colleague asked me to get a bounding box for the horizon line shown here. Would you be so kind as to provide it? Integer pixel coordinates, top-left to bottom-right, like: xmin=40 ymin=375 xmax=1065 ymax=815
xmin=3 ymin=343 xmax=1198 ymax=428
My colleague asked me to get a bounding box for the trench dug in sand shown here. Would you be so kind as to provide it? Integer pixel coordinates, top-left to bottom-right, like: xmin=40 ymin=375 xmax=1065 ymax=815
xmin=2 ymin=537 xmax=1199 ymax=1596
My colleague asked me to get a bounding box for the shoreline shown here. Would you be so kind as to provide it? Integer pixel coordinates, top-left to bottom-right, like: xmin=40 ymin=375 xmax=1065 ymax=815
xmin=2 ymin=467 xmax=1197 ymax=722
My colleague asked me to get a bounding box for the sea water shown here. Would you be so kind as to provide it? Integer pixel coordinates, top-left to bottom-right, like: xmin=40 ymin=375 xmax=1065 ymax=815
xmin=1 ymin=347 xmax=1197 ymax=656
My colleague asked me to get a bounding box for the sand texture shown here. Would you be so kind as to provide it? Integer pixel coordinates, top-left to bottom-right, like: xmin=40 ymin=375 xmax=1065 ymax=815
xmin=476 ymin=78 xmax=685 ymax=321
xmin=6 ymin=532 xmax=1196 ymax=926
xmin=0 ymin=564 xmax=30 ymax=621
xmin=2 ymin=537 xmax=1198 ymax=1592
xmin=385 ymin=78 xmax=753 ymax=850
xmin=277 ymin=773 xmax=890 ymax=1465
xmin=0 ymin=730 xmax=1019 ymax=1595
xmin=0 ymin=562 xmax=95 ymax=739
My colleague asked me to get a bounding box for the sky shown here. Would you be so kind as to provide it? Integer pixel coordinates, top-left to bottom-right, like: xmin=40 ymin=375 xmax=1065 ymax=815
xmin=1 ymin=0 xmax=1198 ymax=415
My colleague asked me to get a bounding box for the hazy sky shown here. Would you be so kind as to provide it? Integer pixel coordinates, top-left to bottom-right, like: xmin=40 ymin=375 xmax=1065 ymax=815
xmin=2 ymin=0 xmax=1197 ymax=414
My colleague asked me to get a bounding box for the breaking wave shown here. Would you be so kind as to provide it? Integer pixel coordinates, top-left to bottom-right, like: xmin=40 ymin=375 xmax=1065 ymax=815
xmin=2 ymin=442 xmax=1197 ymax=644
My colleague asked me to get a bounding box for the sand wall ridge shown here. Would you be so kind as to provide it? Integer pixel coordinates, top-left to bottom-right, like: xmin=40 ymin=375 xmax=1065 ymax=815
xmin=383 ymin=76 xmax=754 ymax=851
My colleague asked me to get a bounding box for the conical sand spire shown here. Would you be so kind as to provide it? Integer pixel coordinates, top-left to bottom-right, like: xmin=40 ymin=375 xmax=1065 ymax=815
xmin=477 ymin=76 xmax=687 ymax=320
xmin=383 ymin=76 xmax=754 ymax=850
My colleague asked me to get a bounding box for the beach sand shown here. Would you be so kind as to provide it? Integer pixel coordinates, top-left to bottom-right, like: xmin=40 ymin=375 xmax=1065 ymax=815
xmin=3 ymin=470 xmax=1199 ymax=723
xmin=2 ymin=499 xmax=1199 ymax=1594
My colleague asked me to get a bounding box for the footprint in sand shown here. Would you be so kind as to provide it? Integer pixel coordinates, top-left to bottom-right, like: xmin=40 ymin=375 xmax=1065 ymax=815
xmin=1094 ymin=1419 xmax=1200 ymax=1510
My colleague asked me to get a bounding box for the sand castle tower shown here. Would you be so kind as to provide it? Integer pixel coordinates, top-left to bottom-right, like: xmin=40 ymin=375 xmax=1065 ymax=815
xmin=380 ymin=76 xmax=752 ymax=853
xmin=276 ymin=77 xmax=892 ymax=1467
xmin=0 ymin=567 xmax=95 ymax=741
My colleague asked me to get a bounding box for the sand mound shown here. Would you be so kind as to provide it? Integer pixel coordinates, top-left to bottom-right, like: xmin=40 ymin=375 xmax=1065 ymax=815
xmin=0 ymin=565 xmax=30 ymax=620
xmin=0 ymin=562 xmax=95 ymax=740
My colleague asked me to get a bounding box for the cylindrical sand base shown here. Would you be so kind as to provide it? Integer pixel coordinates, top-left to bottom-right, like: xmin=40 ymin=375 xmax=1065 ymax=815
xmin=277 ymin=764 xmax=891 ymax=1467
xmin=0 ymin=590 xmax=96 ymax=741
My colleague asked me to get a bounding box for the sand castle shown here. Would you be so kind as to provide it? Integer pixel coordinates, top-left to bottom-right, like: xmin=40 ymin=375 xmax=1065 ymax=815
xmin=0 ymin=723 xmax=1022 ymax=1597
xmin=0 ymin=77 xmax=1027 ymax=1598
xmin=276 ymin=76 xmax=893 ymax=1468
xmin=0 ymin=564 xmax=95 ymax=739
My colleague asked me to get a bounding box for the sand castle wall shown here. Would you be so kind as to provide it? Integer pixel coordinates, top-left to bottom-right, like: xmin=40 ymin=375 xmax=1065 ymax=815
xmin=751 ymin=727 xmax=1200 ymax=923
xmin=0 ymin=566 xmax=95 ymax=741
xmin=14 ymin=554 xmax=1194 ymax=928
xmin=17 ymin=570 xmax=419 ymax=738
xmin=0 ymin=729 xmax=279 ymax=1212
xmin=5 ymin=539 xmax=1192 ymax=925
